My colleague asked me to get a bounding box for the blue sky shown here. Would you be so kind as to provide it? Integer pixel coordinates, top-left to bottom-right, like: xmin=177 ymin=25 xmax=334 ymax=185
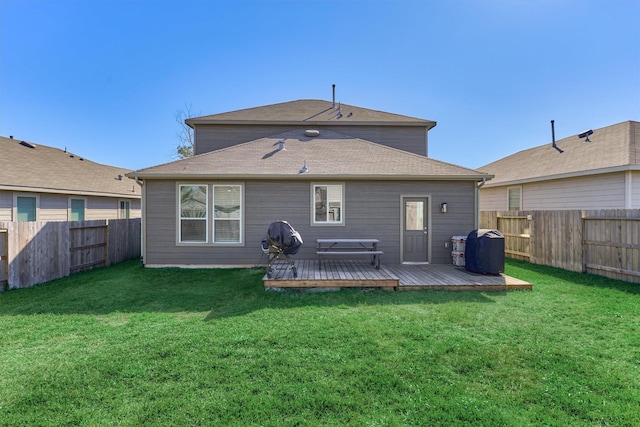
xmin=1 ymin=0 xmax=639 ymax=171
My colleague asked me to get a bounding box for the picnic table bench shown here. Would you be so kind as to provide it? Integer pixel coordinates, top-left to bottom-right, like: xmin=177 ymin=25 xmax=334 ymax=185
xmin=316 ymin=238 xmax=383 ymax=270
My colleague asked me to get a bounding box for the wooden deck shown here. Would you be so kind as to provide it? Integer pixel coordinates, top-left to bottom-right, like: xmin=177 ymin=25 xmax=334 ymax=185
xmin=263 ymin=259 xmax=532 ymax=291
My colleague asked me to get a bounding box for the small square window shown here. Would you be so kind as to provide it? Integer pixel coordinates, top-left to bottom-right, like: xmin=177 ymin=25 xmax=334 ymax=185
xmin=313 ymin=184 xmax=344 ymax=225
xmin=16 ymin=196 xmax=37 ymax=222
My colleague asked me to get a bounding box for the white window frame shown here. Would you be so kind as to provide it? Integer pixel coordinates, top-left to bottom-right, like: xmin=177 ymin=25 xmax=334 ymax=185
xmin=13 ymin=194 xmax=39 ymax=222
xmin=177 ymin=183 xmax=244 ymax=246
xmin=212 ymin=184 xmax=243 ymax=245
xmin=178 ymin=184 xmax=209 ymax=244
xmin=311 ymin=183 xmax=345 ymax=226
xmin=119 ymin=200 xmax=131 ymax=219
xmin=68 ymin=197 xmax=87 ymax=221
xmin=507 ymin=186 xmax=522 ymax=211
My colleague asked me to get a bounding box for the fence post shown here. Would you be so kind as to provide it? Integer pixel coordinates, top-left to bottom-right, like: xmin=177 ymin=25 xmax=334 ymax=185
xmin=104 ymin=222 xmax=110 ymax=267
xmin=0 ymin=228 xmax=8 ymax=291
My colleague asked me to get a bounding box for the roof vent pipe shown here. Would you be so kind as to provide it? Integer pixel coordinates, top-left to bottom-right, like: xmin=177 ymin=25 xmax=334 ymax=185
xmin=332 ymin=84 xmax=336 ymax=108
xmin=551 ymin=120 xmax=563 ymax=153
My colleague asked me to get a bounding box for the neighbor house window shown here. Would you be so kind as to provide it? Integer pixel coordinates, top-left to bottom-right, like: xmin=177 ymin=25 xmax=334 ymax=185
xmin=179 ymin=185 xmax=208 ymax=243
xmin=119 ymin=200 xmax=131 ymax=219
xmin=16 ymin=195 xmax=37 ymax=222
xmin=313 ymin=184 xmax=344 ymax=225
xmin=69 ymin=198 xmax=86 ymax=221
xmin=213 ymin=185 xmax=242 ymax=243
xmin=508 ymin=187 xmax=521 ymax=211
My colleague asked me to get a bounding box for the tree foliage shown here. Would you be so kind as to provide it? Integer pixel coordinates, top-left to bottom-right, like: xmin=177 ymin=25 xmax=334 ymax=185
xmin=175 ymin=103 xmax=196 ymax=158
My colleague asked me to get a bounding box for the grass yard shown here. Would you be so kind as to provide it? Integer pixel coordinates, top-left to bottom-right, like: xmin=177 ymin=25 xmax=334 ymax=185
xmin=0 ymin=259 xmax=638 ymax=426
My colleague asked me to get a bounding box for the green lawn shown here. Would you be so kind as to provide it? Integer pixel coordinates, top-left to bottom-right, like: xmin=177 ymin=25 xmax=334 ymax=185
xmin=1 ymin=259 xmax=638 ymax=426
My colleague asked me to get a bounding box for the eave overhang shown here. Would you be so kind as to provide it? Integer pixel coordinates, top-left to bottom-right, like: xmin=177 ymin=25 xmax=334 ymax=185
xmin=0 ymin=184 xmax=141 ymax=198
xmin=186 ymin=119 xmax=437 ymax=131
xmin=482 ymin=165 xmax=639 ymax=188
xmin=126 ymin=172 xmax=491 ymax=182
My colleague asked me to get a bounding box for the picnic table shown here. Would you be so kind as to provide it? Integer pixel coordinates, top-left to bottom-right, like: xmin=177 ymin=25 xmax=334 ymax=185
xmin=316 ymin=238 xmax=383 ymax=270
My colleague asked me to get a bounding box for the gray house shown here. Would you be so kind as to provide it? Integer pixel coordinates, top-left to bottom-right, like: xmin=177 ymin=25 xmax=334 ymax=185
xmin=129 ymin=99 xmax=491 ymax=267
xmin=479 ymin=120 xmax=640 ymax=211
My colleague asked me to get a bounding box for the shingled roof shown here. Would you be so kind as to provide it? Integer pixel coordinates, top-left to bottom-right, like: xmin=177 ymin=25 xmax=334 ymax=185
xmin=186 ymin=99 xmax=437 ymax=129
xmin=1 ymin=136 xmax=140 ymax=198
xmin=479 ymin=121 xmax=639 ymax=187
xmin=130 ymin=129 xmax=488 ymax=181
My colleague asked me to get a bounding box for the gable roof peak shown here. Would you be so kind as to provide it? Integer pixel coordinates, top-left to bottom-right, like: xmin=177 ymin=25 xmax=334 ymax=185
xmin=186 ymin=99 xmax=436 ymax=128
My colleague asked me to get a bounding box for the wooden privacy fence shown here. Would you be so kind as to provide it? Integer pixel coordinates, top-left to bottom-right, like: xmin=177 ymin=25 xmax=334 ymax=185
xmin=0 ymin=218 xmax=141 ymax=290
xmin=480 ymin=210 xmax=640 ymax=284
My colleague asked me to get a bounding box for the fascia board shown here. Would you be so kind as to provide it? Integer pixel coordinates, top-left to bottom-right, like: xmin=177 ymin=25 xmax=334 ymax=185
xmin=0 ymin=184 xmax=140 ymax=199
xmin=482 ymin=165 xmax=639 ymax=188
xmin=128 ymin=173 xmax=490 ymax=181
xmin=185 ymin=119 xmax=436 ymax=129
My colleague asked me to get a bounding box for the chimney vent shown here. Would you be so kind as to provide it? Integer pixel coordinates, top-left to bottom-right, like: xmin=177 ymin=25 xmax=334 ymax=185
xmin=332 ymin=84 xmax=336 ymax=108
xmin=551 ymin=120 xmax=563 ymax=153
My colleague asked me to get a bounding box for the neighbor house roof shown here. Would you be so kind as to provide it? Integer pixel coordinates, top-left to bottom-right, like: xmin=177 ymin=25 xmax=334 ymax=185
xmin=186 ymin=99 xmax=437 ymax=129
xmin=1 ymin=136 xmax=140 ymax=198
xmin=479 ymin=120 xmax=639 ymax=187
xmin=129 ymin=129 xmax=488 ymax=181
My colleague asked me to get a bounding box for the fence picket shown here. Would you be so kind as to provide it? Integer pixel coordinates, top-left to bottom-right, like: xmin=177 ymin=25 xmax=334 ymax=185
xmin=0 ymin=218 xmax=141 ymax=290
xmin=482 ymin=209 xmax=639 ymax=284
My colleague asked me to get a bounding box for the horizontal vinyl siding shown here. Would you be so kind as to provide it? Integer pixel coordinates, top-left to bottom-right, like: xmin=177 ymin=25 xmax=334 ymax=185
xmin=195 ymin=125 xmax=299 ymax=155
xmin=632 ymin=171 xmax=640 ymax=209
xmin=482 ymin=173 xmax=630 ymax=210
xmin=39 ymin=194 xmax=69 ymax=221
xmin=320 ymin=126 xmax=427 ymax=156
xmin=194 ymin=124 xmax=428 ymax=156
xmin=523 ymin=173 xmax=626 ymax=209
xmin=86 ymin=197 xmax=122 ymax=220
xmin=129 ymin=199 xmax=142 ymax=218
xmin=479 ymin=187 xmax=506 ymax=211
xmin=144 ymin=179 xmax=477 ymax=266
xmin=0 ymin=191 xmax=11 ymax=221
xmin=0 ymin=191 xmax=140 ymax=221
xmin=86 ymin=196 xmax=141 ymax=220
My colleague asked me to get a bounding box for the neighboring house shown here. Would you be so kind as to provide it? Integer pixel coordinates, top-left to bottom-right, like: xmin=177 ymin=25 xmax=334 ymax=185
xmin=1 ymin=136 xmax=141 ymax=221
xmin=129 ymin=99 xmax=492 ymax=267
xmin=479 ymin=120 xmax=640 ymax=211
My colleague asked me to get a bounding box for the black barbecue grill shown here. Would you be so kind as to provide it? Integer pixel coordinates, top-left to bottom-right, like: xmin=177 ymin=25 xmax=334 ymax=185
xmin=262 ymin=220 xmax=303 ymax=278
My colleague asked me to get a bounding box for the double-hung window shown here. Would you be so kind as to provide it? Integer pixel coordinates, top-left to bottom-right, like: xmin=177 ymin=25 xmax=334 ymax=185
xmin=213 ymin=185 xmax=242 ymax=243
xmin=119 ymin=200 xmax=131 ymax=219
xmin=508 ymin=186 xmax=522 ymax=211
xmin=178 ymin=184 xmax=243 ymax=244
xmin=312 ymin=184 xmax=344 ymax=225
xmin=179 ymin=185 xmax=208 ymax=243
